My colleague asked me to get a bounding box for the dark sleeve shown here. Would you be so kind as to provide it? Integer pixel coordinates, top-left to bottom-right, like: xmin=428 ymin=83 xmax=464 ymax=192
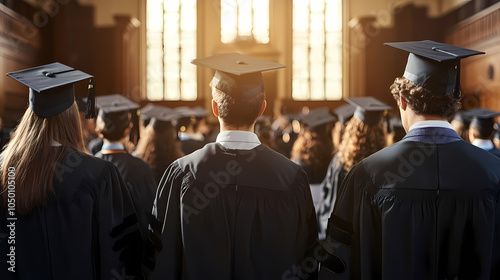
xmin=319 ymin=163 xmax=365 ymax=280
xmin=147 ymin=162 xmax=185 ymax=280
xmin=97 ymin=163 xmax=143 ymax=280
xmin=317 ymin=155 xmax=348 ymax=239
xmin=298 ymin=167 xmax=320 ymax=280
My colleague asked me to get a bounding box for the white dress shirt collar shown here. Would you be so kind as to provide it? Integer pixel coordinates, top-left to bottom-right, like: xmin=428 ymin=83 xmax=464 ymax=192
xmin=216 ymin=130 xmax=261 ymax=150
xmin=472 ymin=139 xmax=495 ymax=151
xmin=408 ymin=120 xmax=453 ymax=131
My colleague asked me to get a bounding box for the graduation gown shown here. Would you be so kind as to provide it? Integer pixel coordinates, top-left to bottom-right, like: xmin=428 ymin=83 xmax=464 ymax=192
xmin=148 ymin=143 xmax=318 ymax=280
xmin=486 ymin=147 xmax=500 ymax=158
xmin=319 ymin=127 xmax=500 ymax=279
xmin=180 ymin=138 xmax=205 ymax=155
xmin=96 ymin=150 xmax=157 ymax=239
xmin=87 ymin=137 xmax=103 ymax=155
xmin=316 ymin=154 xmax=348 ymax=240
xmin=0 ymin=146 xmax=143 ymax=280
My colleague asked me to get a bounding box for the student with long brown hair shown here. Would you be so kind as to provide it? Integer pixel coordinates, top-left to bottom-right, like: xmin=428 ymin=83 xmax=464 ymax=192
xmin=0 ymin=63 xmax=142 ymax=280
xmin=316 ymin=97 xmax=389 ymax=239
xmin=133 ymin=104 xmax=184 ymax=183
xmin=291 ymin=108 xmax=336 ymax=210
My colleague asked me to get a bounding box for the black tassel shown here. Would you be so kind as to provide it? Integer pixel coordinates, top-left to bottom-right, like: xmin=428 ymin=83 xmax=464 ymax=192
xmin=454 ymin=62 xmax=462 ymax=99
xmin=384 ymin=110 xmax=391 ymax=134
xmin=86 ymin=78 xmax=96 ymax=119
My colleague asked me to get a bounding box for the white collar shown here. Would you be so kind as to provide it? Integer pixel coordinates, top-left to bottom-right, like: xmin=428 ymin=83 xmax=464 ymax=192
xmin=472 ymin=139 xmax=495 ymax=151
xmin=216 ymin=130 xmax=261 ymax=150
xmin=408 ymin=120 xmax=453 ymax=131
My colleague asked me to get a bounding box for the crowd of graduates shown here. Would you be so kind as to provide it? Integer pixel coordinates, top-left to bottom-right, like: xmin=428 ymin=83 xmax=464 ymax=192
xmin=1 ymin=42 xmax=500 ymax=279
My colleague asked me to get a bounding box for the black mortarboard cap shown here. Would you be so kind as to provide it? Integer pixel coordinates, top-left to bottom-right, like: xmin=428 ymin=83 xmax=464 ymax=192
xmin=96 ymin=94 xmax=139 ymax=132
xmin=140 ymin=104 xmax=173 ymax=120
xmin=345 ymin=97 xmax=392 ymax=126
xmin=139 ymin=103 xmax=173 ymax=128
xmin=193 ymin=106 xmax=208 ymax=118
xmin=452 ymin=110 xmax=471 ymax=126
xmin=301 ymin=108 xmax=337 ymax=129
xmin=465 ymin=108 xmax=500 ymax=136
xmin=191 ymin=52 xmax=285 ymax=100
xmin=385 ymin=40 xmax=484 ymax=95
xmin=145 ymin=105 xmax=182 ymax=131
xmin=332 ymin=104 xmax=355 ymax=125
xmin=6 ymin=62 xmax=94 ymax=118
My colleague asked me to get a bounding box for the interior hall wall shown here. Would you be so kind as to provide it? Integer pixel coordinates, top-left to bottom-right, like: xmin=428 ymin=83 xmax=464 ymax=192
xmin=347 ymin=4 xmax=445 ymax=112
xmin=445 ymin=2 xmax=500 ymax=111
xmin=0 ymin=2 xmax=43 ymax=128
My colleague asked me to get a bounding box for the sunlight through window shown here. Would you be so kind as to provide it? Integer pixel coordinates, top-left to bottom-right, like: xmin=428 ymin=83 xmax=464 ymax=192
xmin=293 ymin=0 xmax=342 ymax=100
xmin=147 ymin=0 xmax=197 ymax=100
xmin=221 ymin=0 xmax=269 ymax=44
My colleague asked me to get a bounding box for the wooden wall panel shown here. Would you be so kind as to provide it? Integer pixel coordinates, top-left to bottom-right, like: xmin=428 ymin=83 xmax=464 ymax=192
xmin=445 ymin=2 xmax=500 ymax=111
xmin=0 ymin=3 xmax=41 ymax=127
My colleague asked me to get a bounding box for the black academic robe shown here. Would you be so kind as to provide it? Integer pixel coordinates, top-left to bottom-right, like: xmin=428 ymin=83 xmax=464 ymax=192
xmin=319 ymin=127 xmax=500 ymax=279
xmin=87 ymin=137 xmax=103 ymax=155
xmin=148 ymin=143 xmax=319 ymax=280
xmin=486 ymin=147 xmax=500 ymax=158
xmin=316 ymin=154 xmax=348 ymax=239
xmin=96 ymin=151 xmax=157 ymax=240
xmin=180 ymin=138 xmax=205 ymax=155
xmin=0 ymin=146 xmax=143 ymax=280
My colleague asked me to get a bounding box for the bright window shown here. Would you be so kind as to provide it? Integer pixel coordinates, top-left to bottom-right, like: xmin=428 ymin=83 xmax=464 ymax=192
xmin=221 ymin=0 xmax=269 ymax=44
xmin=146 ymin=0 xmax=197 ymax=100
xmin=293 ymin=0 xmax=342 ymax=100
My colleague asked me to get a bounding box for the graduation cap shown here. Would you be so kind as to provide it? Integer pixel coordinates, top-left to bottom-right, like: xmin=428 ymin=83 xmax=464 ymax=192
xmin=146 ymin=106 xmax=182 ymax=131
xmin=465 ymin=108 xmax=500 ymax=137
xmin=190 ymin=106 xmax=208 ymax=118
xmin=345 ymin=97 xmax=392 ymax=126
xmin=6 ymin=62 xmax=95 ymax=118
xmin=96 ymin=94 xmax=140 ymax=134
xmin=138 ymin=103 xmax=173 ymax=128
xmin=452 ymin=110 xmax=471 ymax=126
xmin=332 ymin=104 xmax=355 ymax=125
xmin=140 ymin=104 xmax=173 ymax=120
xmin=384 ymin=40 xmax=484 ymax=95
xmin=191 ymin=52 xmax=285 ymax=100
xmin=301 ymin=108 xmax=337 ymax=131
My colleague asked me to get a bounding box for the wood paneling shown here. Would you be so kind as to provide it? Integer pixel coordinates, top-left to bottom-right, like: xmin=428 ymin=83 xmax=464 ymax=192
xmin=445 ymin=2 xmax=500 ymax=110
xmin=0 ymin=3 xmax=41 ymax=127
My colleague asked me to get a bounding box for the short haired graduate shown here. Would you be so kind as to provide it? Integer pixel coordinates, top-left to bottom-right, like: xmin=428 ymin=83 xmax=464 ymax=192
xmin=147 ymin=53 xmax=319 ymax=279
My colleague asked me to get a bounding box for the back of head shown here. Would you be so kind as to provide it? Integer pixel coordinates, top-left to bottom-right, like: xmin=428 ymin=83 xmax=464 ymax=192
xmin=337 ymin=116 xmax=387 ymax=171
xmin=212 ymin=87 xmax=266 ymax=127
xmin=390 ymin=77 xmax=460 ymax=120
xmin=385 ymin=41 xmax=484 ymax=120
xmin=134 ymin=121 xmax=184 ymax=181
xmin=191 ymin=52 xmax=284 ymax=128
xmin=96 ymin=110 xmax=131 ymax=141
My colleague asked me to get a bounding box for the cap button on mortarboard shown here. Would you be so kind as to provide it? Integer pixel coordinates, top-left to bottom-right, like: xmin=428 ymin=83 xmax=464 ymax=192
xmin=44 ymin=72 xmax=55 ymax=78
xmin=236 ymin=60 xmax=247 ymax=65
